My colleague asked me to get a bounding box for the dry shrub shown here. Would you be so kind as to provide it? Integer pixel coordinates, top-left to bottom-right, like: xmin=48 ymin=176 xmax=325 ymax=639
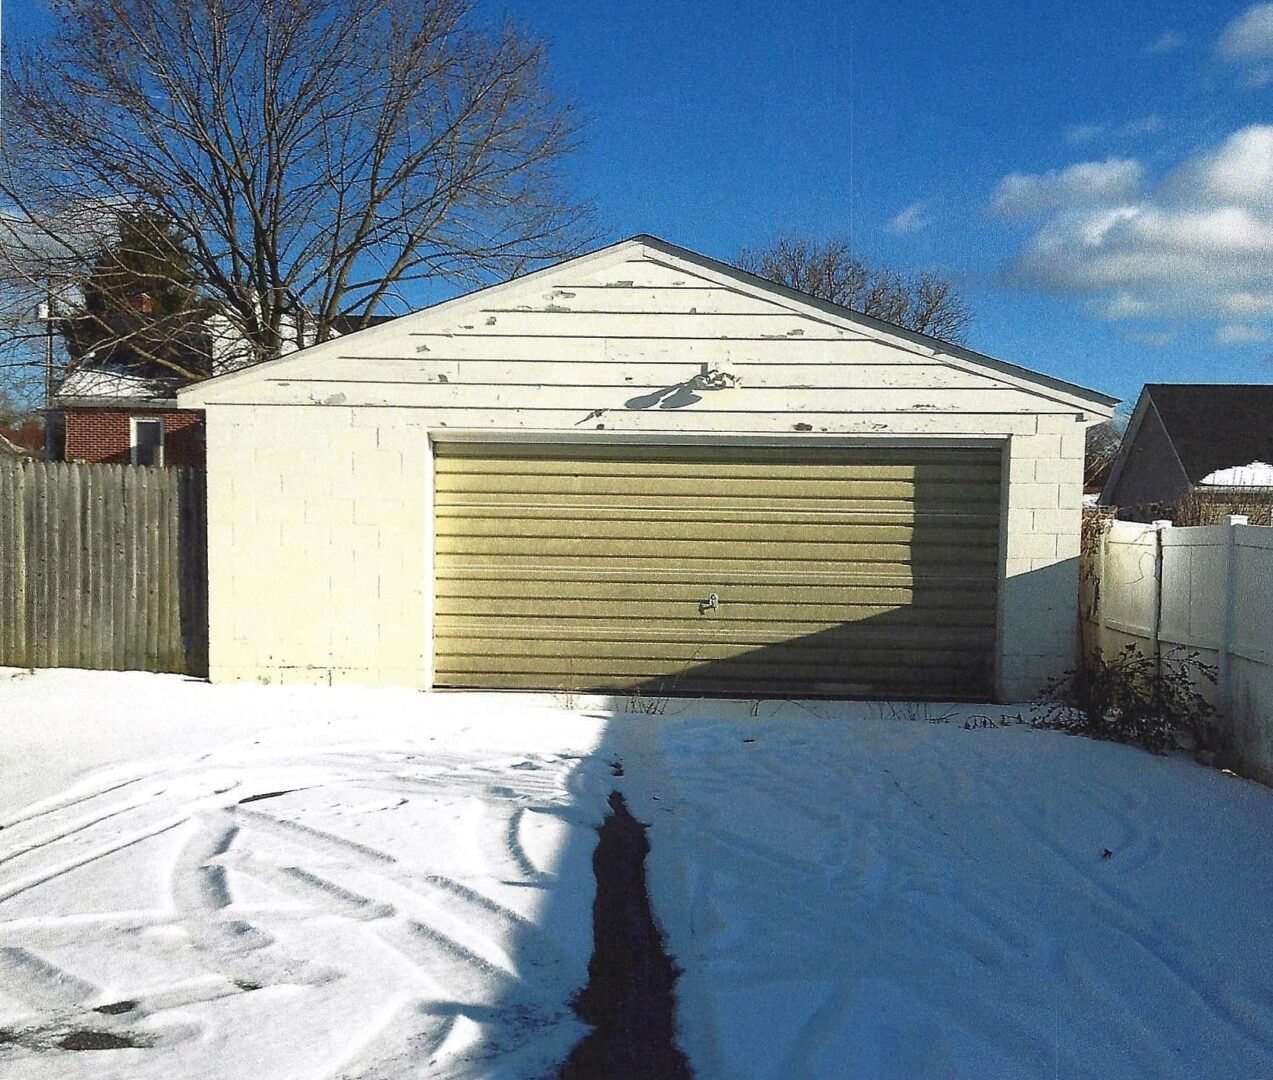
xmin=1172 ymin=490 xmax=1273 ymax=526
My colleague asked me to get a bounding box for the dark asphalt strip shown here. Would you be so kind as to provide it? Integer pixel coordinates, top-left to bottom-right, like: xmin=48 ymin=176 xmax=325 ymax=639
xmin=560 ymin=791 xmax=692 ymax=1079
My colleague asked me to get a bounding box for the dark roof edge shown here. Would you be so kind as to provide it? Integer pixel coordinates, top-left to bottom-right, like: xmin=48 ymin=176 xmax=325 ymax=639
xmin=49 ymin=397 xmax=183 ymax=410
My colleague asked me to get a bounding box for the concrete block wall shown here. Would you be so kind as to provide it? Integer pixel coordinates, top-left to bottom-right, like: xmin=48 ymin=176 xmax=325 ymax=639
xmin=204 ymin=407 xmax=1089 ymax=700
xmin=997 ymin=415 xmax=1087 ymax=700
xmin=205 ymin=405 xmax=432 ymax=686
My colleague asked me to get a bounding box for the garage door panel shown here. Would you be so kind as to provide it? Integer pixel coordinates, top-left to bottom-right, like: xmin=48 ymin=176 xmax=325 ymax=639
xmin=436 ymin=565 xmax=999 ymax=590
xmin=436 ymin=518 xmax=1001 ymax=546
xmin=437 ymin=441 xmax=1000 ymax=467
xmin=437 ymin=537 xmax=999 ymax=565
xmin=435 ymin=579 xmax=998 ymax=608
xmin=433 ymin=442 xmax=1000 ymax=699
xmin=437 ymin=493 xmax=1000 ymax=517
xmin=441 ymin=672 xmax=987 ymax=696
xmin=437 ymin=456 xmax=997 ymax=479
xmin=436 ymin=472 xmax=1002 ymax=502
xmin=435 ymin=631 xmax=993 ymax=660
xmin=432 ymin=598 xmax=998 ymax=624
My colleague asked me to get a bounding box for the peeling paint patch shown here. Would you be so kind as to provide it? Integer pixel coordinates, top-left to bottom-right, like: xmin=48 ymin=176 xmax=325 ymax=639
xmin=415 ymin=344 xmax=431 ymax=353
xmin=793 ymin=422 xmax=813 ymax=432
xmin=485 ymin=316 xmax=497 ymax=325
xmin=787 ymin=328 xmax=805 ymax=337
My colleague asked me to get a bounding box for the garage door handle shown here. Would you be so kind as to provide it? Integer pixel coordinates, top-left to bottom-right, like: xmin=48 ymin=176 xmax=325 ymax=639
xmin=699 ymin=593 xmax=719 ymax=614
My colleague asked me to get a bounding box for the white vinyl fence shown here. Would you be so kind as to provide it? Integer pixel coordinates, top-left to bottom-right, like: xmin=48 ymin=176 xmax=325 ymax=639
xmin=1088 ymin=516 xmax=1273 ymax=783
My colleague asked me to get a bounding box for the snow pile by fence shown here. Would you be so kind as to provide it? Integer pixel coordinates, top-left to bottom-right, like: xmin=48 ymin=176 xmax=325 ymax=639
xmin=1088 ymin=517 xmax=1273 ymax=783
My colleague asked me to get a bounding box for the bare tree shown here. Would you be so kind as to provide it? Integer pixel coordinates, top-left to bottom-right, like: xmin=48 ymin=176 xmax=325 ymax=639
xmin=0 ymin=0 xmax=592 ymax=386
xmin=737 ymin=236 xmax=972 ymax=344
xmin=1085 ymin=419 xmax=1124 ymax=491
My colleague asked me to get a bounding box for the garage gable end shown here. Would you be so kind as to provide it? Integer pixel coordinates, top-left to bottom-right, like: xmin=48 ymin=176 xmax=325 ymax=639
xmin=180 ymin=236 xmax=1115 ymax=424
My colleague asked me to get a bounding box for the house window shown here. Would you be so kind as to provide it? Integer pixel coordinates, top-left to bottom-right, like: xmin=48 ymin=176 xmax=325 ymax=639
xmin=131 ymin=417 xmax=165 ymax=466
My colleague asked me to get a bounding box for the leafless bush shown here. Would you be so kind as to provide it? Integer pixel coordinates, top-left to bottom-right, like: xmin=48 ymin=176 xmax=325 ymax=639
xmin=1172 ymin=490 xmax=1273 ymax=526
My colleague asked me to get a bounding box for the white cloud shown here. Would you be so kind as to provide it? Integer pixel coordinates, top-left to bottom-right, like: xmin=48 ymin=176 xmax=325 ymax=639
xmin=1215 ymin=323 xmax=1271 ymax=344
xmin=1065 ymin=123 xmax=1105 ymax=144
xmin=988 ymin=158 xmax=1143 ymax=220
xmin=1123 ymin=115 xmax=1165 ymax=137
xmin=1121 ymin=328 xmax=1177 ymax=348
xmin=1064 ymin=116 xmax=1163 ymax=144
xmin=1198 ymin=124 xmax=1273 ymax=206
xmin=1144 ymin=30 xmax=1185 ymax=55
xmin=885 ymin=201 xmax=931 ymax=234
xmin=996 ymin=125 xmax=1273 ymax=319
xmin=1219 ymin=3 xmax=1273 ymax=61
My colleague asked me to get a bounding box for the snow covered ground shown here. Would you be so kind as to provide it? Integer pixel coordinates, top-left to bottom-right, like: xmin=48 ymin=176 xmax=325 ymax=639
xmin=0 ymin=670 xmax=612 ymax=1079
xmin=628 ymin=708 xmax=1273 ymax=1080
xmin=3 ymin=670 xmax=1273 ymax=1079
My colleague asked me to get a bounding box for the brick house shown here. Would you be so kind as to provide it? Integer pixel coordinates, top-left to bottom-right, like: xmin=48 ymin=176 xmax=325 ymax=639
xmin=45 ymin=367 xmax=208 ymax=468
xmin=46 ymin=312 xmax=392 ymax=467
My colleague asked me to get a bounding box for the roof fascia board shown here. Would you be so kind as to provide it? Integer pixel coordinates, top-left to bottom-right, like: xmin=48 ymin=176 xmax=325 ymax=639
xmin=1100 ymin=388 xmax=1149 ymax=502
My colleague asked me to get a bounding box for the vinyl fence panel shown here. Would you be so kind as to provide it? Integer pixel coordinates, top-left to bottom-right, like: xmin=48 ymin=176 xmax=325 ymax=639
xmin=1087 ymin=516 xmax=1273 ymax=785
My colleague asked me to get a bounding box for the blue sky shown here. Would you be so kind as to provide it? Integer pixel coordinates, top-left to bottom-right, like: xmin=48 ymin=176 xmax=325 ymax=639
xmin=9 ymin=0 xmax=1273 ymax=407
xmin=487 ymin=0 xmax=1273 ymax=406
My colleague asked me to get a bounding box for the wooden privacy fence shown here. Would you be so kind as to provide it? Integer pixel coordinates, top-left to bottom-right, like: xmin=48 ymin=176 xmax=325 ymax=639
xmin=0 ymin=460 xmax=208 ymax=675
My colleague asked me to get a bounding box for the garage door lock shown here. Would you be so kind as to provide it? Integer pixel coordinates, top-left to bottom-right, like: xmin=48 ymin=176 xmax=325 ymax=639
xmin=699 ymin=592 xmax=719 ymax=614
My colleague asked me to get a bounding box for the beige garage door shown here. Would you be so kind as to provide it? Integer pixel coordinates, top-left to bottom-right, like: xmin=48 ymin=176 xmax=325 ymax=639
xmin=433 ymin=442 xmax=1001 ymax=699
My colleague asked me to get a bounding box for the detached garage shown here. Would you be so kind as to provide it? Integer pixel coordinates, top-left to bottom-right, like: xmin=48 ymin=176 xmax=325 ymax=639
xmin=180 ymin=236 xmax=1115 ymax=701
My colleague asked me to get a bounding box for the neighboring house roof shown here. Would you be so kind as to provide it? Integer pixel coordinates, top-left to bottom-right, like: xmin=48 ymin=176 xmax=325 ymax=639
xmin=329 ymin=313 xmax=399 ymax=336
xmin=52 ymin=367 xmax=182 ymax=408
xmin=1102 ymin=383 xmax=1273 ymax=505
xmin=1143 ymin=383 xmax=1273 ymax=484
xmin=54 ymin=311 xmax=381 ymax=410
xmin=64 ymin=310 xmax=214 ymax=381
xmin=181 ymin=235 xmax=1119 ymax=413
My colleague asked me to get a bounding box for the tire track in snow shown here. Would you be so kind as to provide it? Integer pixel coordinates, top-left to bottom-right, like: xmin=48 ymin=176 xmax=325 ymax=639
xmin=322 ymin=996 xmax=459 ymax=1080
xmin=0 ymin=816 xmax=188 ymax=904
xmin=234 ymin=801 xmax=573 ymax=976
xmin=232 ymin=805 xmax=400 ymax=865
xmin=0 ymin=945 xmax=98 ymax=1010
xmin=170 ymin=814 xmax=336 ymax=990
xmin=0 ymin=792 xmax=167 ymax=868
xmin=0 ymin=740 xmax=597 ymax=1079
xmin=0 ymin=775 xmax=151 ymax=832
xmin=975 ymin=768 xmax=1273 ymax=1056
xmin=232 ymin=855 xmax=396 ymax=921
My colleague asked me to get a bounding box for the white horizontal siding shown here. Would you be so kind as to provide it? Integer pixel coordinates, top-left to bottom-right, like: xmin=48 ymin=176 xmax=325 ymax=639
xmin=193 ymin=253 xmax=1086 ymax=427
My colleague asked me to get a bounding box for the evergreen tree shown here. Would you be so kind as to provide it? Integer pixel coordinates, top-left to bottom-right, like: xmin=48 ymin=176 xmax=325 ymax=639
xmin=62 ymin=210 xmax=212 ymax=383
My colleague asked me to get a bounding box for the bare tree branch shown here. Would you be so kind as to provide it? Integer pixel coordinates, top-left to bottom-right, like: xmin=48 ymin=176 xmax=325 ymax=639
xmin=737 ymin=236 xmax=972 ymax=345
xmin=0 ymin=0 xmax=594 ymax=386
